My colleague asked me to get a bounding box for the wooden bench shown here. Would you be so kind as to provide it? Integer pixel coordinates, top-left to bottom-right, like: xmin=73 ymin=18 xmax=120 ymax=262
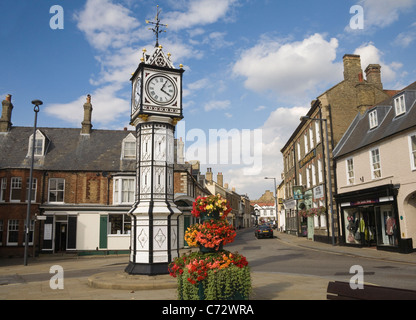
xmin=327 ymin=281 xmax=416 ymax=300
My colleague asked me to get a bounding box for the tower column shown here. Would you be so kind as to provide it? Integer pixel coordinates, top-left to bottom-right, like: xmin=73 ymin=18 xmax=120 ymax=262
xmin=125 ymin=115 xmax=181 ymax=275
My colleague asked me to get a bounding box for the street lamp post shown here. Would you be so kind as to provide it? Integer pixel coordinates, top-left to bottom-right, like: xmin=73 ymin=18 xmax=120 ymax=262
xmin=300 ymin=116 xmax=335 ymax=246
xmin=264 ymin=177 xmax=279 ymax=226
xmin=24 ymin=100 xmax=43 ymax=266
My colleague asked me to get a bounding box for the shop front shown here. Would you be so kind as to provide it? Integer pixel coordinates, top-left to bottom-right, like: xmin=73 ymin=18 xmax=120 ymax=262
xmin=336 ymin=184 xmax=401 ymax=252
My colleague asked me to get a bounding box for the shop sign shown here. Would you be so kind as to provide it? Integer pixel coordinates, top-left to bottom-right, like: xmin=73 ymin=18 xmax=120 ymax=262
xmin=293 ymin=185 xmax=304 ymax=200
xmin=299 ymin=148 xmax=316 ymax=168
xmin=313 ymin=185 xmax=324 ymax=200
xmin=350 ymin=199 xmax=379 ymax=206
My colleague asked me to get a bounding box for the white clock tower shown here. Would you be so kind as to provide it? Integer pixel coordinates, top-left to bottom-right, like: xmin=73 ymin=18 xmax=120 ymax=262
xmin=125 ymin=6 xmax=185 ymax=275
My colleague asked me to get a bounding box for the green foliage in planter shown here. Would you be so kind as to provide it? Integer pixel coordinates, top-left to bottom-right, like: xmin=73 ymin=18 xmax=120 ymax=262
xmin=176 ymin=264 xmax=252 ymax=300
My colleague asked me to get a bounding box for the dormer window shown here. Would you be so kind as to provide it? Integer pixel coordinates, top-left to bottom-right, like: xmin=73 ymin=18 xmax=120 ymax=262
xmin=394 ymin=94 xmax=406 ymax=116
xmin=27 ymin=130 xmax=46 ymax=157
xmin=369 ymin=110 xmax=378 ymax=129
xmin=122 ymin=133 xmax=136 ymax=159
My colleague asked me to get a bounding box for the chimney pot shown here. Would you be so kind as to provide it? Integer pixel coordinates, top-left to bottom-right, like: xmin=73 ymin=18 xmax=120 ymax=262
xmin=343 ymin=54 xmax=363 ymax=82
xmin=1 ymin=94 xmax=14 ymax=132
xmin=365 ymin=64 xmax=383 ymax=89
xmin=81 ymin=94 xmax=93 ymax=135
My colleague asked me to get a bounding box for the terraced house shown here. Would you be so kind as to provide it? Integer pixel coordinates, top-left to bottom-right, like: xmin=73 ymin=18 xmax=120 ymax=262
xmin=334 ymin=81 xmax=416 ymax=253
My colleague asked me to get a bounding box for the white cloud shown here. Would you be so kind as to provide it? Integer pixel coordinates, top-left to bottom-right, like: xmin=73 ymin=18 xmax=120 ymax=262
xmin=353 ymin=43 xmax=403 ymax=84
xmin=204 ymin=100 xmax=231 ymax=112
xmin=44 ymin=85 xmax=130 ymax=129
xmin=255 ymin=106 xmax=267 ymax=112
xmin=232 ymin=33 xmax=342 ymax=104
xmin=74 ymin=0 xmax=141 ymax=51
xmin=198 ymin=105 xmax=309 ymax=199
xmin=358 ymin=0 xmax=416 ymax=29
xmin=164 ymin=0 xmax=237 ymax=31
xmin=394 ymin=22 xmax=416 ymax=48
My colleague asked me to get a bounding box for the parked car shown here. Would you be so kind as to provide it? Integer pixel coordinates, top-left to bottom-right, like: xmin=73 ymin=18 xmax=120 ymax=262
xmin=255 ymin=225 xmax=274 ymax=239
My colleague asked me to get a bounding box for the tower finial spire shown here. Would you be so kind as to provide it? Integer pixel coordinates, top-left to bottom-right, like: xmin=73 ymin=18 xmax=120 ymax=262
xmin=146 ymin=5 xmax=168 ymax=47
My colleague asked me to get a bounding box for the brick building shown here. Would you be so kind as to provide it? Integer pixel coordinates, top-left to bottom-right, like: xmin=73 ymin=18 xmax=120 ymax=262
xmin=0 ymin=95 xmax=207 ymax=257
xmin=281 ymin=54 xmax=394 ymax=243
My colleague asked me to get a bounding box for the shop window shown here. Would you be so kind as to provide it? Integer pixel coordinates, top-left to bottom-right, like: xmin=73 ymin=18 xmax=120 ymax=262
xmin=375 ymin=206 xmax=398 ymax=247
xmin=10 ymin=177 xmax=22 ymax=202
xmin=108 ymin=214 xmax=131 ymax=235
xmin=7 ymin=219 xmax=19 ymax=245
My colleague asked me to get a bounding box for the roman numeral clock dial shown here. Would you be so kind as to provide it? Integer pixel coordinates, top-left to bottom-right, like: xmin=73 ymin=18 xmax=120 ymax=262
xmin=146 ymin=74 xmax=177 ymax=105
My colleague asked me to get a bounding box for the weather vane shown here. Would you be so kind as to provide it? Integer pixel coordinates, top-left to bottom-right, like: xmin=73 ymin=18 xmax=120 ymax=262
xmin=146 ymin=5 xmax=168 ymax=47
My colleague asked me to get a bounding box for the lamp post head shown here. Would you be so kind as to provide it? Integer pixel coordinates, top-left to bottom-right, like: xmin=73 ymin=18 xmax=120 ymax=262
xmin=31 ymin=100 xmax=43 ymax=106
xmin=31 ymin=100 xmax=43 ymax=113
xmin=300 ymin=116 xmax=311 ymax=122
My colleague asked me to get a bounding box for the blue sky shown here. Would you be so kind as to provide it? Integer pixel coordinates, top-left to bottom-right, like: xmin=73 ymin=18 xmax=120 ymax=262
xmin=1 ymin=0 xmax=416 ymax=199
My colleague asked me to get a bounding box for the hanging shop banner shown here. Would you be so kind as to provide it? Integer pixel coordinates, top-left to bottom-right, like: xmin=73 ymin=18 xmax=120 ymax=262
xmin=293 ymin=186 xmax=304 ymax=200
xmin=313 ymin=185 xmax=324 ymax=200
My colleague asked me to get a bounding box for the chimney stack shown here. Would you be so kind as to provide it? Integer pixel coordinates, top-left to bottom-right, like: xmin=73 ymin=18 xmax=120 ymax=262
xmin=0 ymin=94 xmax=13 ymax=132
xmin=343 ymin=54 xmax=363 ymax=82
xmin=206 ymin=168 xmax=213 ymax=183
xmin=365 ymin=64 xmax=383 ymax=90
xmin=81 ymin=94 xmax=93 ymax=135
xmin=217 ymin=172 xmax=223 ymax=187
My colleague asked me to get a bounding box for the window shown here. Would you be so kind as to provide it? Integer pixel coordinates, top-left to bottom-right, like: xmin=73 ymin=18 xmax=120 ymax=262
xmin=48 ymin=178 xmax=65 ymax=203
xmin=315 ymin=121 xmax=321 ymax=144
xmin=113 ymin=177 xmax=135 ymax=204
xmin=318 ymin=160 xmax=323 ymax=184
xmin=108 ymin=214 xmax=131 ymax=235
xmin=346 ymin=158 xmax=354 ymax=185
xmin=311 ymin=163 xmax=316 ymax=186
xmin=370 ymin=148 xmax=381 ymax=179
xmin=297 ymin=142 xmax=301 ymax=161
xmin=7 ymin=220 xmax=19 ymax=245
xmin=28 ymin=131 xmax=45 ymax=156
xmin=23 ymin=220 xmax=34 ymax=245
xmin=306 ymin=166 xmax=311 ymax=189
xmin=0 ymin=178 xmax=6 ymax=202
xmin=299 ymin=173 xmax=302 ymax=186
xmin=410 ymin=133 xmax=416 ymax=170
xmin=10 ymin=177 xmax=22 ymax=202
xmin=304 ymin=132 xmax=309 ymax=154
xmin=369 ymin=110 xmax=378 ymax=129
xmin=394 ymin=95 xmax=406 ymax=116
xmin=25 ymin=178 xmax=37 ymax=202
xmin=122 ymin=133 xmax=136 ymax=159
xmin=309 ymin=127 xmax=314 ymax=149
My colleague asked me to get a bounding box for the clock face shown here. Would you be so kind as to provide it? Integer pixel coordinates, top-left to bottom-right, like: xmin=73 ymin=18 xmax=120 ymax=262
xmin=146 ymin=74 xmax=177 ymax=105
xmin=133 ymin=76 xmax=142 ymax=110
